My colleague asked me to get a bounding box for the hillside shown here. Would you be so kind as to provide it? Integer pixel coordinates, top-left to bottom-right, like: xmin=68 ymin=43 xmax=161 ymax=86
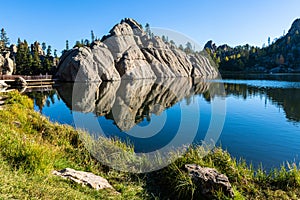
xmin=205 ymin=18 xmax=300 ymax=73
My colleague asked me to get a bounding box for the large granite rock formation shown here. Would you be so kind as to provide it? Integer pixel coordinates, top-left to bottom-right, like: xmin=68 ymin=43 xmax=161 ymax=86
xmin=56 ymin=18 xmax=218 ymax=81
xmin=0 ymin=52 xmax=15 ymax=75
xmin=56 ymin=42 xmax=120 ymax=82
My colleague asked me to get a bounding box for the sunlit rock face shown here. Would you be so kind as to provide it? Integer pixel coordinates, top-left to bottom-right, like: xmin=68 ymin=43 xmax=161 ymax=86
xmin=56 ymin=42 xmax=120 ymax=82
xmin=57 ymin=78 xmax=213 ymax=131
xmin=56 ymin=18 xmax=218 ymax=81
xmin=0 ymin=52 xmax=15 ymax=75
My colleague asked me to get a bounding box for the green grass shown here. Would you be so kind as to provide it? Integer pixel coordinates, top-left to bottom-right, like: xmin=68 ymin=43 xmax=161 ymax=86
xmin=0 ymin=91 xmax=148 ymax=199
xmin=1 ymin=91 xmax=300 ymax=199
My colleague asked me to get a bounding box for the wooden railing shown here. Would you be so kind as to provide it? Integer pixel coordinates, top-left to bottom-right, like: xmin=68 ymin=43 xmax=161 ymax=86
xmin=0 ymin=75 xmax=53 ymax=80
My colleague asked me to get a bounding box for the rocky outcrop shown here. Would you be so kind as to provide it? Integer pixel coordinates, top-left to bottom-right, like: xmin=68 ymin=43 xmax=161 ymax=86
xmin=0 ymin=54 xmax=4 ymax=72
xmin=185 ymin=164 xmax=234 ymax=198
xmin=56 ymin=18 xmax=218 ymax=81
xmin=115 ymin=45 xmax=156 ymax=79
xmin=0 ymin=52 xmax=15 ymax=75
xmin=190 ymin=54 xmax=218 ymax=77
xmin=56 ymin=42 xmax=120 ymax=82
xmin=31 ymin=41 xmax=45 ymax=56
xmin=52 ymin=168 xmax=115 ymax=191
xmin=287 ymin=18 xmax=300 ymax=36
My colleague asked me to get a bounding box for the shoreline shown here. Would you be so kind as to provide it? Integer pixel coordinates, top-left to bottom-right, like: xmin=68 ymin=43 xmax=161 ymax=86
xmin=0 ymin=91 xmax=300 ymax=199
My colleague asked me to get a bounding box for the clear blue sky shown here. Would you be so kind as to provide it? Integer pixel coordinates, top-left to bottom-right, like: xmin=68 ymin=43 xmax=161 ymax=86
xmin=1 ymin=0 xmax=299 ymax=54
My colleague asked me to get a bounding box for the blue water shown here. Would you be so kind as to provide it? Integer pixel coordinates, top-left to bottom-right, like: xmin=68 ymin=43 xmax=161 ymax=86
xmin=32 ymin=75 xmax=300 ymax=170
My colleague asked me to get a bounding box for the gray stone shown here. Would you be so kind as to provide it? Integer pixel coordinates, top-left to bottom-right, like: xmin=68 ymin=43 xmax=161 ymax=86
xmin=31 ymin=41 xmax=45 ymax=56
xmin=56 ymin=18 xmax=218 ymax=81
xmin=10 ymin=44 xmax=17 ymax=54
xmin=56 ymin=42 xmax=120 ymax=82
xmin=116 ymin=45 xmax=156 ymax=79
xmin=52 ymin=168 xmax=115 ymax=190
xmin=189 ymin=54 xmax=218 ymax=78
xmin=0 ymin=52 xmax=15 ymax=75
xmin=185 ymin=164 xmax=234 ymax=198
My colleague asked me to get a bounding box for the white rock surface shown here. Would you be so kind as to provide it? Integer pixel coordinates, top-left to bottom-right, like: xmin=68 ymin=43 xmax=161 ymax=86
xmin=52 ymin=168 xmax=114 ymax=190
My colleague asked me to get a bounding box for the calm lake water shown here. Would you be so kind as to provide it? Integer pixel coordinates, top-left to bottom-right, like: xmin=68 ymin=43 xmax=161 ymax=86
xmin=28 ymin=74 xmax=300 ymax=170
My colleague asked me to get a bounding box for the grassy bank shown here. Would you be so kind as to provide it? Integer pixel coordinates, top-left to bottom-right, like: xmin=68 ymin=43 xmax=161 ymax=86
xmin=0 ymin=92 xmax=300 ymax=199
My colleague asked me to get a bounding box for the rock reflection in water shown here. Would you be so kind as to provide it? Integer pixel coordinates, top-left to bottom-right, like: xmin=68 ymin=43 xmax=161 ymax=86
xmin=56 ymin=78 xmax=213 ymax=131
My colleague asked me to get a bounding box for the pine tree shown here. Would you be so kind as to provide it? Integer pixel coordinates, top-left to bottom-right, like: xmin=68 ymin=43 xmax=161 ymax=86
xmin=170 ymin=40 xmax=175 ymax=45
xmin=0 ymin=28 xmax=9 ymax=51
xmin=91 ymin=30 xmax=95 ymax=42
xmin=66 ymin=40 xmax=69 ymax=50
xmin=185 ymin=42 xmax=193 ymax=54
xmin=179 ymin=44 xmax=184 ymax=51
xmin=84 ymin=39 xmax=90 ymax=46
xmin=42 ymin=42 xmax=47 ymax=51
xmin=46 ymin=45 xmax=52 ymax=57
xmin=145 ymin=23 xmax=151 ymax=37
xmin=15 ymin=40 xmax=32 ymax=74
xmin=32 ymin=42 xmax=42 ymax=73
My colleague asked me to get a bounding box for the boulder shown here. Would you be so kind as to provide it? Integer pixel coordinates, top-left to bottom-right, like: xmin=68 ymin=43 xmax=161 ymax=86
xmin=52 ymin=168 xmax=115 ymax=191
xmin=0 ymin=52 xmax=15 ymax=75
xmin=31 ymin=41 xmax=45 ymax=56
xmin=185 ymin=164 xmax=234 ymax=198
xmin=10 ymin=44 xmax=17 ymax=54
xmin=56 ymin=42 xmax=120 ymax=82
xmin=0 ymin=54 xmax=4 ymax=74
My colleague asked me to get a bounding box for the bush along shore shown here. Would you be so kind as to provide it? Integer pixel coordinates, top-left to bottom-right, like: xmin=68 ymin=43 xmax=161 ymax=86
xmin=1 ymin=92 xmax=300 ymax=199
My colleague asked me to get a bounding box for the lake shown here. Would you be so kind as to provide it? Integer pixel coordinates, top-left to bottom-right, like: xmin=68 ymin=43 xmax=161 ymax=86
xmin=27 ymin=74 xmax=300 ymax=170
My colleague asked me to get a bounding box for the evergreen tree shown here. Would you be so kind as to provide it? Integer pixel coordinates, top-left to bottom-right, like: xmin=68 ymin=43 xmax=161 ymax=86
xmin=46 ymin=45 xmax=52 ymax=57
xmin=0 ymin=28 xmax=9 ymax=50
xmin=54 ymin=49 xmax=57 ymax=58
xmin=74 ymin=41 xmax=84 ymax=48
xmin=179 ymin=44 xmax=184 ymax=51
xmin=66 ymin=40 xmax=69 ymax=50
xmin=42 ymin=42 xmax=47 ymax=51
xmin=84 ymin=39 xmax=90 ymax=46
xmin=32 ymin=42 xmax=42 ymax=73
xmin=42 ymin=58 xmax=52 ymax=74
xmin=91 ymin=30 xmax=95 ymax=42
xmin=170 ymin=40 xmax=176 ymax=46
xmin=185 ymin=42 xmax=193 ymax=53
xmin=145 ymin=23 xmax=151 ymax=37
xmin=15 ymin=40 xmax=32 ymax=74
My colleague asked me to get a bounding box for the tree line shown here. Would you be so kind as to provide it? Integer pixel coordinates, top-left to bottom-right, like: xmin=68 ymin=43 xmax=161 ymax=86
xmin=1 ymin=28 xmax=58 ymax=75
xmin=205 ymin=29 xmax=300 ymax=72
